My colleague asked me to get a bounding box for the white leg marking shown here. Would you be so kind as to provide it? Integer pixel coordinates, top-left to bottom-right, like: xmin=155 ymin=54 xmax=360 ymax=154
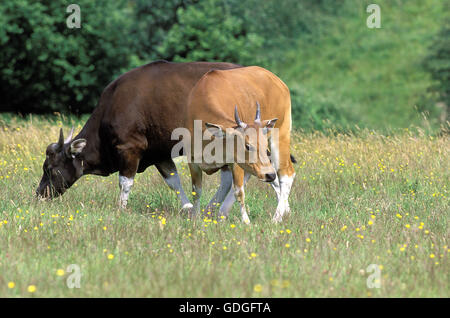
xmin=272 ymin=173 xmax=295 ymax=223
xmin=235 ymin=185 xmax=250 ymax=224
xmin=119 ymin=175 xmax=134 ymax=209
xmin=182 ymin=202 xmax=194 ymax=209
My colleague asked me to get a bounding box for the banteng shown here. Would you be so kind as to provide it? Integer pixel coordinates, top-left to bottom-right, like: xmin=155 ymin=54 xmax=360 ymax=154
xmin=36 ymin=61 xmax=240 ymax=209
xmin=182 ymin=66 xmax=295 ymax=223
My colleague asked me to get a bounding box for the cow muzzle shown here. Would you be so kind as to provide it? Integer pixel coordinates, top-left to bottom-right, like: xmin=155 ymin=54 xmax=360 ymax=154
xmin=36 ymin=183 xmax=63 ymax=199
xmin=264 ymin=173 xmax=276 ymax=183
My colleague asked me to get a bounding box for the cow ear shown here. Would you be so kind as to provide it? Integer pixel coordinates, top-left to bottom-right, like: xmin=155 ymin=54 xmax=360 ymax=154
xmin=264 ymin=118 xmax=278 ymax=129
xmin=205 ymin=123 xmax=226 ymax=138
xmin=262 ymin=118 xmax=278 ymax=134
xmin=69 ymin=139 xmax=87 ymax=158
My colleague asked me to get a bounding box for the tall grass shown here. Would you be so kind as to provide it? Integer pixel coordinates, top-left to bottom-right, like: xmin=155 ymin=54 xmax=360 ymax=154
xmin=0 ymin=116 xmax=448 ymax=297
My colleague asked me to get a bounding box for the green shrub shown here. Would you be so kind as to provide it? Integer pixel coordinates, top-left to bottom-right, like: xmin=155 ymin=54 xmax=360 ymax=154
xmin=0 ymin=0 xmax=134 ymax=113
xmin=157 ymin=0 xmax=264 ymax=64
xmin=128 ymin=0 xmax=197 ymax=66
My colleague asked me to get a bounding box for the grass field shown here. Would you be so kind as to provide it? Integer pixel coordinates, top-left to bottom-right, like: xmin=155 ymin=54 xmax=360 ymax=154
xmin=0 ymin=116 xmax=448 ymax=297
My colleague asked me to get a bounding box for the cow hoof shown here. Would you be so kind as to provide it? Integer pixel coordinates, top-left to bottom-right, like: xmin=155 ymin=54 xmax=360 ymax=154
xmin=180 ymin=203 xmax=193 ymax=213
xmin=242 ymin=217 xmax=251 ymax=225
xmin=181 ymin=203 xmax=193 ymax=210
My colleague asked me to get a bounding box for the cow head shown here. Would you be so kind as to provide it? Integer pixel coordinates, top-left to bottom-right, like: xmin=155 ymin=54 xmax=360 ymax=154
xmin=36 ymin=128 xmax=87 ymax=198
xmin=205 ymin=102 xmax=277 ymax=182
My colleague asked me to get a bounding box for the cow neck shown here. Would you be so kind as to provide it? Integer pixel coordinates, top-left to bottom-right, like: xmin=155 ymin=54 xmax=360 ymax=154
xmin=74 ymin=118 xmax=109 ymax=177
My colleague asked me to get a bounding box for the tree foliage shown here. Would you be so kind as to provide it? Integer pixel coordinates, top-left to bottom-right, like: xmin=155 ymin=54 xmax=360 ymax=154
xmin=156 ymin=0 xmax=264 ymax=64
xmin=0 ymin=0 xmax=446 ymax=131
xmin=128 ymin=0 xmax=196 ymax=65
xmin=0 ymin=0 xmax=134 ymax=113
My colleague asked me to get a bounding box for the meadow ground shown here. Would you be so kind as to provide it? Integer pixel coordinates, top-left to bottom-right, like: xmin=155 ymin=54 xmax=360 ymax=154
xmin=0 ymin=116 xmax=448 ymax=297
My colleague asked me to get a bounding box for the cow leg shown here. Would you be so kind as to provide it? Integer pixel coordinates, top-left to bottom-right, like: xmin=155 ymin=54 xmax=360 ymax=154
xmin=232 ymin=165 xmax=251 ymax=224
xmin=273 ymin=174 xmax=295 ymax=222
xmin=119 ymin=175 xmax=134 ymax=209
xmin=118 ymin=156 xmax=139 ymax=209
xmin=117 ymin=144 xmax=143 ymax=209
xmin=155 ymin=159 xmax=193 ymax=211
xmin=205 ymin=166 xmax=233 ymax=216
xmin=270 ymin=174 xmax=281 ymax=201
xmin=188 ymin=163 xmax=203 ymax=216
xmin=218 ymin=170 xmax=251 ymax=219
xmin=270 ymin=134 xmax=295 ymax=223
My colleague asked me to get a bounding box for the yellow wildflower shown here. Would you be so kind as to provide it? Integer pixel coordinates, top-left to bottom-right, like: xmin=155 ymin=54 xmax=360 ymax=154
xmin=27 ymin=285 xmax=37 ymax=293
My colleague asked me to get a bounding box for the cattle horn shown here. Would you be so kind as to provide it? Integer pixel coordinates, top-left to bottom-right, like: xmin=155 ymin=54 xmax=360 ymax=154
xmin=255 ymin=101 xmax=261 ymax=123
xmin=234 ymin=105 xmax=247 ymax=128
xmin=57 ymin=128 xmax=64 ymax=149
xmin=65 ymin=126 xmax=74 ymax=144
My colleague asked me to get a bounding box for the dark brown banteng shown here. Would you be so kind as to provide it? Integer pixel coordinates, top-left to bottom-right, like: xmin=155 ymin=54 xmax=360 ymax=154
xmin=36 ymin=60 xmax=240 ymax=209
xmin=183 ymin=66 xmax=295 ymax=223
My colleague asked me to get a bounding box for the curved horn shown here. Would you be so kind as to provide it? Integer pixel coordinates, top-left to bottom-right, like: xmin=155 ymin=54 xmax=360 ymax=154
xmin=234 ymin=105 xmax=247 ymax=128
xmin=57 ymin=128 xmax=64 ymax=149
xmin=65 ymin=126 xmax=74 ymax=144
xmin=255 ymin=101 xmax=261 ymax=123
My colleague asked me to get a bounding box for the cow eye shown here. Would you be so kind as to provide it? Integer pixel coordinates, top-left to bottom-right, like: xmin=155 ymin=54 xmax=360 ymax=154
xmin=245 ymin=143 xmax=254 ymax=151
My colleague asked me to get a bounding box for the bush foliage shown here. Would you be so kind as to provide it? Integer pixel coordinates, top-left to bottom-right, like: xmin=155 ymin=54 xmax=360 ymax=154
xmin=0 ymin=0 xmax=447 ymax=131
xmin=0 ymin=0 xmax=137 ymax=114
xmin=157 ymin=0 xmax=263 ymax=64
